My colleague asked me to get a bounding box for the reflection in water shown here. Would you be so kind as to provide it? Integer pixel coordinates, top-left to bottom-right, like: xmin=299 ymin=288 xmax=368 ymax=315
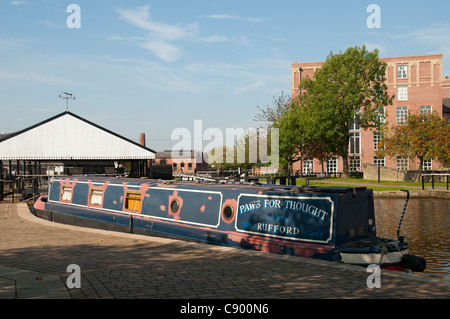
xmin=374 ymin=198 xmax=449 ymax=279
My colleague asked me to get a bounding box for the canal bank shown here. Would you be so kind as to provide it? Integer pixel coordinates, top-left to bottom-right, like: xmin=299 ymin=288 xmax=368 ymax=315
xmin=374 ymin=189 xmax=449 ymax=199
xmin=0 ymin=203 xmax=448 ymax=300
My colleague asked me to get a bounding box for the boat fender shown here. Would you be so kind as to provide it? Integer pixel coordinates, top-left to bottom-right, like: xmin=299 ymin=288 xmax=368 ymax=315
xmin=401 ymin=254 xmax=426 ymax=272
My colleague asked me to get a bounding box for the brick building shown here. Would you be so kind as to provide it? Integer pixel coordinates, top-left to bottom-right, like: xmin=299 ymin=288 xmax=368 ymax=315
xmin=154 ymin=151 xmax=208 ymax=174
xmin=291 ymin=54 xmax=449 ymax=175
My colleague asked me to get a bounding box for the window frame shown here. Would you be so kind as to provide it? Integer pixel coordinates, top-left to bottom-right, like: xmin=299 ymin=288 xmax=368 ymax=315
xmin=89 ymin=188 xmax=104 ymax=207
xmin=419 ymin=105 xmax=432 ymax=115
xmin=396 ymin=106 xmax=408 ymax=124
xmin=349 ymin=132 xmax=361 ymax=155
xmin=396 ymin=156 xmax=409 ymax=171
xmin=124 ymin=192 xmax=142 ymax=212
xmin=397 ymin=85 xmax=408 ymax=101
xmin=60 ymin=186 xmax=73 ymax=203
xmin=397 ymin=64 xmax=407 ymax=79
xmin=373 ymin=156 xmax=385 ymax=167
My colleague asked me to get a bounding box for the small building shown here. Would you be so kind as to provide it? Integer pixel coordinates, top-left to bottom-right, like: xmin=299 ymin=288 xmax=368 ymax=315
xmin=155 ymin=151 xmax=208 ymax=174
xmin=0 ymin=111 xmax=156 ymax=179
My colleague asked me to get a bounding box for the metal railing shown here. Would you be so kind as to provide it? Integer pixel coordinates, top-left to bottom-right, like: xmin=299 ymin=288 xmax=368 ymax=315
xmin=0 ymin=175 xmax=49 ymax=203
xmin=421 ymin=173 xmax=450 ymax=190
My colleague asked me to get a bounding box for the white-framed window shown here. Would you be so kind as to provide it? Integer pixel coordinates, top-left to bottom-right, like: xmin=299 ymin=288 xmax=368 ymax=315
xmin=422 ymin=159 xmax=432 ymax=170
xmin=349 ymin=156 xmax=361 ymax=172
xmin=396 ymin=156 xmax=409 ymax=171
xmin=327 ymin=157 xmax=337 ymax=173
xmin=375 ymin=107 xmax=385 ymax=125
xmin=61 ymin=186 xmax=73 ymax=202
xmin=419 ymin=105 xmax=432 ymax=115
xmin=349 ymin=109 xmax=361 ymax=131
xmin=373 ymin=156 xmax=385 ymax=167
xmin=303 ymin=158 xmax=314 ymax=175
xmin=349 ymin=132 xmax=360 ymax=155
xmin=89 ymin=189 xmax=103 ymax=206
xmin=397 ymin=64 xmax=407 ymax=79
xmin=396 ymin=106 xmax=408 ymax=124
xmin=373 ymin=132 xmax=382 ymax=150
xmin=397 ymin=85 xmax=408 ymax=101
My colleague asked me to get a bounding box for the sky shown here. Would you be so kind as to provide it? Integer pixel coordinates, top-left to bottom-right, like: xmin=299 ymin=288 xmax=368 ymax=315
xmin=1 ymin=0 xmax=450 ymax=152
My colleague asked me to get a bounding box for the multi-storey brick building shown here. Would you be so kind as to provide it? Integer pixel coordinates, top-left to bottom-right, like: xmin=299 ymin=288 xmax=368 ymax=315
xmin=291 ymin=54 xmax=449 ymax=175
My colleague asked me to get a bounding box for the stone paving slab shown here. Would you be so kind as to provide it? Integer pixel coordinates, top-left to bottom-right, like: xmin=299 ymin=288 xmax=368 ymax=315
xmin=0 ymin=203 xmax=448 ymax=301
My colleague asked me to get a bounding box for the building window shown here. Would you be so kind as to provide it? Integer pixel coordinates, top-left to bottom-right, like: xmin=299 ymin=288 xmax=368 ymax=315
xmin=373 ymin=132 xmax=382 ymax=150
xmin=419 ymin=105 xmax=432 ymax=115
xmin=422 ymin=159 xmax=432 ymax=170
xmin=396 ymin=156 xmax=409 ymax=171
xmin=397 ymin=85 xmax=408 ymax=101
xmin=373 ymin=156 xmax=385 ymax=167
xmin=397 ymin=64 xmax=407 ymax=79
xmin=349 ymin=132 xmax=360 ymax=155
xmin=125 ymin=192 xmax=142 ymax=212
xmin=61 ymin=186 xmax=73 ymax=202
xmin=349 ymin=156 xmax=360 ymax=172
xmin=376 ymin=107 xmax=385 ymax=124
xmin=173 ymin=163 xmax=177 ymax=170
xmin=303 ymin=158 xmax=314 ymax=175
xmin=349 ymin=109 xmax=361 ymax=131
xmin=89 ymin=189 xmax=103 ymax=206
xmin=327 ymin=157 xmax=337 ymax=174
xmin=396 ymin=106 xmax=408 ymax=124
xmin=188 ymin=163 xmax=192 ymax=171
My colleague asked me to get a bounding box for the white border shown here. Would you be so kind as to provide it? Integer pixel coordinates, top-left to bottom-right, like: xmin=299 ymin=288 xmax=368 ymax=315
xmin=234 ymin=194 xmax=334 ymax=244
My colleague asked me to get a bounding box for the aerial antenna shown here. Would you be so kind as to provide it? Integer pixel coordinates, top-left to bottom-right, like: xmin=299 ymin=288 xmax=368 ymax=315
xmin=59 ymin=92 xmax=76 ymax=111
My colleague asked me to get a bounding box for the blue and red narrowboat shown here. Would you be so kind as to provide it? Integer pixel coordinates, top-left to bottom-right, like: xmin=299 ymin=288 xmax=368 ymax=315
xmin=33 ymin=176 xmax=426 ymax=272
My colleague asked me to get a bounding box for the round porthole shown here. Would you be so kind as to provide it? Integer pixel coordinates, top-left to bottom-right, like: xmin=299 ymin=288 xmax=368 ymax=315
xmin=170 ymin=199 xmax=179 ymax=214
xmin=222 ymin=205 xmax=234 ymax=222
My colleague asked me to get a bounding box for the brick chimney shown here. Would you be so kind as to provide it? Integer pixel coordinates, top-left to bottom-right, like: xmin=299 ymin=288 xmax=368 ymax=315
xmin=139 ymin=133 xmax=146 ymax=147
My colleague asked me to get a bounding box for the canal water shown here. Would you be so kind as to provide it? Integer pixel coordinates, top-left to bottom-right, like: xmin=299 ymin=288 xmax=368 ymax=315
xmin=374 ymin=197 xmax=449 ymax=280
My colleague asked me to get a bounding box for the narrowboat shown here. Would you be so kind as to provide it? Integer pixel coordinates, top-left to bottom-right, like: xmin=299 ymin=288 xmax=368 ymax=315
xmin=33 ymin=176 xmax=426 ymax=272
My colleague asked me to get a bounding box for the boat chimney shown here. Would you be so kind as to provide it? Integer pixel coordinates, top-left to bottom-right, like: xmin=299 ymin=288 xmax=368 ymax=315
xmin=139 ymin=133 xmax=146 ymax=147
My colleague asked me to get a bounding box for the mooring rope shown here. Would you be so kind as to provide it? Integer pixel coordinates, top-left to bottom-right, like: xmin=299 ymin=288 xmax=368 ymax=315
xmin=397 ymin=189 xmax=410 ymax=239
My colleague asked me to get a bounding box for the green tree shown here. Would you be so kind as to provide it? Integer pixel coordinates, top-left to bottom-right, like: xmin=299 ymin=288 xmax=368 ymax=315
xmin=299 ymin=45 xmax=394 ymax=177
xmin=379 ymin=112 xmax=450 ymax=173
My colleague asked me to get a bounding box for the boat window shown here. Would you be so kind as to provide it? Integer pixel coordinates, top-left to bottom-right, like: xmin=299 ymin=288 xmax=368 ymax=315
xmin=170 ymin=199 xmax=179 ymax=214
xmin=222 ymin=205 xmax=235 ymax=222
xmin=61 ymin=186 xmax=73 ymax=202
xmin=125 ymin=192 xmax=142 ymax=212
xmin=89 ymin=189 xmax=103 ymax=206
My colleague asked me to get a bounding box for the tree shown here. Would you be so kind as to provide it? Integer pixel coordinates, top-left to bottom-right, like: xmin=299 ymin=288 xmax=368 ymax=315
xmin=299 ymin=45 xmax=394 ymax=177
xmin=379 ymin=112 xmax=450 ymax=173
xmin=254 ymin=91 xmax=292 ymax=126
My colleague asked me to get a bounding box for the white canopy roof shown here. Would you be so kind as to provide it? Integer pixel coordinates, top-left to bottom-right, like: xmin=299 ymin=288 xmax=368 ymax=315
xmin=0 ymin=111 xmax=155 ymax=160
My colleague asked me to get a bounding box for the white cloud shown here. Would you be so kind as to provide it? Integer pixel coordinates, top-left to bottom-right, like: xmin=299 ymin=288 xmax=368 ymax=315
xmin=139 ymin=41 xmax=182 ymax=62
xmin=114 ymin=6 xmax=257 ymax=61
xmin=234 ymin=81 xmax=265 ymax=95
xmin=117 ymin=5 xmax=198 ymax=42
xmin=10 ymin=0 xmax=26 ymax=6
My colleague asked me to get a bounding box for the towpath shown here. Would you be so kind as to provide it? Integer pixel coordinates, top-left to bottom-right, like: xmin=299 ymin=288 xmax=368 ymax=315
xmin=0 ymin=203 xmax=448 ymax=303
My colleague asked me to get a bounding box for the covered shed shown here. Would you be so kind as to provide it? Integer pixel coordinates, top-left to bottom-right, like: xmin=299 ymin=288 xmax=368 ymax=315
xmin=0 ymin=111 xmax=156 ymax=178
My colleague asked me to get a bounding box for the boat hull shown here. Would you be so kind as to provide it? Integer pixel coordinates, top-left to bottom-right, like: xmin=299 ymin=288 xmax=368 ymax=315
xmin=33 ymin=176 xmax=413 ymax=270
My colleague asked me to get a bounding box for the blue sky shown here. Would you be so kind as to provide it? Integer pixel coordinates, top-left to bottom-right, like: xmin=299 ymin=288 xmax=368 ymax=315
xmin=1 ymin=0 xmax=450 ymax=152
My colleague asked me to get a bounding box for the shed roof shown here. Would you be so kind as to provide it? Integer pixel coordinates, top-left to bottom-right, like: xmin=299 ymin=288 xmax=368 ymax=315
xmin=0 ymin=111 xmax=155 ymax=160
